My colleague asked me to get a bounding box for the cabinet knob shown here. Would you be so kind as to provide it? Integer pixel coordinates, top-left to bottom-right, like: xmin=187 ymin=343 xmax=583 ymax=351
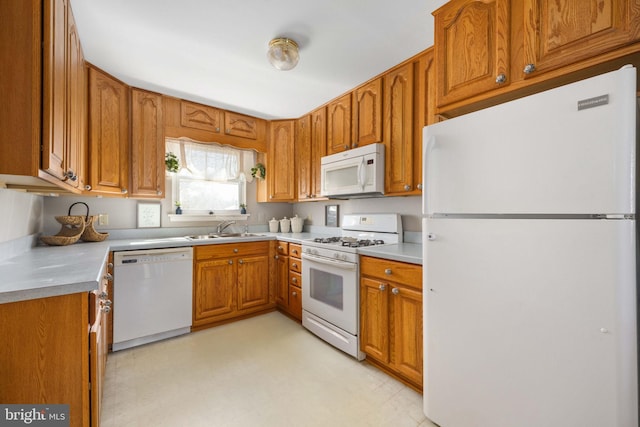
xmin=104 ymin=273 xmax=113 ymax=281
xmin=84 ymin=185 xmax=92 ymax=191
xmin=344 ymin=145 xmax=349 ymax=149
xmin=99 ymin=291 xmax=108 ymax=299
xmin=233 ymin=248 xmax=239 ymax=253
xmin=404 ymin=184 xmax=411 ymax=191
xmin=274 ymin=255 xmax=279 ymax=259
xmin=384 ymin=268 xmax=392 ymax=275
xmin=379 ymin=283 xmax=386 ymax=291
xmin=292 ymin=249 xmax=298 ymax=255
xmin=107 ymin=262 xmax=114 ymax=269
xmin=101 ymin=304 xmax=111 ymax=314
xmin=391 ymin=288 xmax=399 ymax=295
xmin=417 ymin=183 xmax=423 ymax=190
xmin=495 ymin=73 xmax=507 ymax=84
xmin=215 ymin=127 xmax=220 ymax=132
xmin=225 ymin=128 xmax=231 ymax=134
xmin=292 ymin=263 xmax=298 ymax=268
xmin=292 ymin=291 xmax=297 ymax=296
xmin=156 ymin=189 xmax=163 ymax=196
xmin=352 ymin=143 xmax=358 ymax=148
xmin=292 ymin=277 xmax=297 ymax=283
xmin=239 ymin=259 xmax=244 ymax=264
xmin=228 ymin=260 xmax=233 ymax=265
xmin=121 ymin=188 xmax=128 ymax=194
xmin=523 ymin=63 xmax=536 ymax=74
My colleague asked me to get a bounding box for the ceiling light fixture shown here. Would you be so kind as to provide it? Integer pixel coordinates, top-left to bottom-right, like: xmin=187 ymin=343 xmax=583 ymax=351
xmin=267 ymin=38 xmax=299 ymax=71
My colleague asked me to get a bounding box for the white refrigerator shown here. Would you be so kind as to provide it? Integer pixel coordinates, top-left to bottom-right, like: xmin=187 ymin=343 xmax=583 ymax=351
xmin=422 ymin=65 xmax=638 ymax=427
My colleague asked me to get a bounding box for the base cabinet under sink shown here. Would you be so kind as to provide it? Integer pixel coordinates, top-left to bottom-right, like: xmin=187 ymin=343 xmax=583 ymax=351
xmin=193 ymin=241 xmax=274 ymax=330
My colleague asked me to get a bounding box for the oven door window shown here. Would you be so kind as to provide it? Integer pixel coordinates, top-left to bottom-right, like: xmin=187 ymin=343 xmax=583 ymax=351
xmin=309 ymin=268 xmax=343 ymax=310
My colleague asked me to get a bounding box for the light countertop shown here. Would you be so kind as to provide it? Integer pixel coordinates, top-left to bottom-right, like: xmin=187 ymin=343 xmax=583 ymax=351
xmin=1 ymin=233 xmax=422 ymax=304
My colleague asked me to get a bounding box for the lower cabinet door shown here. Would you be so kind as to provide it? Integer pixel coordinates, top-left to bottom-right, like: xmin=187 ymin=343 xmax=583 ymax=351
xmin=237 ymin=254 xmax=270 ymax=310
xmin=194 ymin=259 xmax=236 ymax=323
xmin=288 ymin=284 xmax=302 ymax=320
xmin=360 ymin=277 xmax=390 ymax=363
xmin=391 ymin=284 xmax=423 ymax=386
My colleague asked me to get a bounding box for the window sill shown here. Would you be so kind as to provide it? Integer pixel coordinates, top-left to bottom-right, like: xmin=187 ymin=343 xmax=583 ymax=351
xmin=168 ymin=213 xmax=250 ymax=223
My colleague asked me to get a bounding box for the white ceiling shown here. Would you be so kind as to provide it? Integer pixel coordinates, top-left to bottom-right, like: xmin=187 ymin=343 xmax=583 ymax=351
xmin=69 ymin=0 xmax=449 ymax=120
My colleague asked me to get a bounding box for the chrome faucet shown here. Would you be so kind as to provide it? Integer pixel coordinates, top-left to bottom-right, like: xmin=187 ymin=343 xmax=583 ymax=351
xmin=215 ymin=220 xmax=236 ymax=234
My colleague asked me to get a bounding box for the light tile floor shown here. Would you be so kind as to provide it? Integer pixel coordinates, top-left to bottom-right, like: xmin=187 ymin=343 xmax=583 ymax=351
xmin=101 ymin=311 xmax=438 ymax=427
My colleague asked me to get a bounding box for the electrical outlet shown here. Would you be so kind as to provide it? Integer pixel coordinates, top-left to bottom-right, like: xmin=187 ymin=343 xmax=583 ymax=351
xmin=98 ymin=214 xmax=109 ymax=225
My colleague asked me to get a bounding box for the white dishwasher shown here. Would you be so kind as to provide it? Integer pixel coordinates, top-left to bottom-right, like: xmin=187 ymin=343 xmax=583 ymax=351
xmin=113 ymin=247 xmax=193 ymax=351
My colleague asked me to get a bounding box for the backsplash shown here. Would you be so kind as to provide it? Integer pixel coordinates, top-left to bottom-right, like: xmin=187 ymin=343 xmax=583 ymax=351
xmin=0 ymin=189 xmax=43 ymax=259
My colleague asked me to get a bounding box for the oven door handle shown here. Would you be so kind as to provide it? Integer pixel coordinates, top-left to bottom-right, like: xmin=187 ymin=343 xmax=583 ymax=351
xmin=302 ymin=253 xmax=357 ymax=271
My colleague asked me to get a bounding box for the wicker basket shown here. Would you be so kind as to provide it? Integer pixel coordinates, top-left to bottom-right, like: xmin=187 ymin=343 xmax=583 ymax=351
xmin=40 ymin=202 xmax=108 ymax=245
xmin=81 ymin=215 xmax=109 ymax=242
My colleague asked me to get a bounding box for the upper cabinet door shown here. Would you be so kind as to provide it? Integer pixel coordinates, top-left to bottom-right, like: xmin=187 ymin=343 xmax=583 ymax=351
xmin=327 ymin=93 xmax=352 ymax=155
xmin=434 ymin=0 xmax=510 ymax=107
xmin=224 ymin=111 xmax=257 ymax=140
xmin=268 ymin=120 xmax=296 ymax=201
xmin=296 ymin=115 xmax=312 ymax=201
xmin=180 ymin=101 xmax=221 ymax=133
xmin=522 ymin=0 xmax=640 ymax=77
xmin=88 ymin=67 xmax=130 ymax=195
xmin=353 ymin=78 xmax=382 ymax=149
xmin=130 ymin=89 xmax=164 ymax=198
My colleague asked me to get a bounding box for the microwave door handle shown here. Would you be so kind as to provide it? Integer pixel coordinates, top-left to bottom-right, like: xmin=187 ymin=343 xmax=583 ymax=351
xmin=358 ymin=157 xmax=366 ymax=190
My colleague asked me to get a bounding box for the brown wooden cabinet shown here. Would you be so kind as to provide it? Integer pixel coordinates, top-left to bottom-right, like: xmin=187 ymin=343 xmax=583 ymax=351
xmin=193 ymin=242 xmax=273 ymax=330
xmin=360 ymin=256 xmax=423 ymax=390
xmin=434 ymin=0 xmax=511 ymax=107
xmin=130 ymin=89 xmax=164 ymax=198
xmin=297 ymin=108 xmax=327 ymax=201
xmin=274 ymin=242 xmax=289 ymax=307
xmin=434 ymin=0 xmax=640 ymax=116
xmin=268 ymin=120 xmax=296 ymax=201
xmin=275 ymin=242 xmax=302 ymax=320
xmin=0 ymin=289 xmax=111 ymax=427
xmin=327 ymin=93 xmax=353 ymax=154
xmin=0 ymin=0 xmax=87 ymax=193
xmin=164 ymin=97 xmax=268 ymax=152
xmin=87 ymin=67 xmax=130 ymax=196
xmin=352 ymin=78 xmax=383 ymax=149
xmin=522 ymin=0 xmax=640 ymax=78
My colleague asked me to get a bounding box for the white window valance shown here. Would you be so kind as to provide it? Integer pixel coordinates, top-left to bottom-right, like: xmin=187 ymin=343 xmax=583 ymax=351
xmin=166 ymin=137 xmax=257 ymax=182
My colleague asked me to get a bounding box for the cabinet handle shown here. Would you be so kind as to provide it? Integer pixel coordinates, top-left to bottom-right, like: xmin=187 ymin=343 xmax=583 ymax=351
xmin=523 ymin=63 xmax=536 ymax=74
xmin=417 ymin=183 xmax=423 ymax=190
xmin=495 ymin=73 xmax=507 ymax=84
xmin=292 ymin=249 xmax=298 ymax=255
xmin=292 ymin=277 xmax=297 ymax=283
xmin=384 ymin=268 xmax=392 ymax=275
xmin=292 ymin=263 xmax=298 ymax=268
xmin=404 ymin=184 xmax=411 ymax=191
xmin=274 ymin=255 xmax=279 ymax=260
xmin=239 ymin=259 xmax=244 ymax=264
xmin=228 ymin=260 xmax=233 ymax=265
xmin=233 ymin=248 xmax=239 ymax=253
xmin=104 ymin=273 xmax=113 ymax=281
xmin=292 ymin=291 xmax=297 ymax=296
xmin=392 ymin=288 xmax=399 ymax=295
xmin=121 ymin=188 xmax=128 ymax=194
xmin=101 ymin=305 xmax=111 ymax=314
xmin=107 ymin=262 xmax=114 ymax=269
xmin=278 ymin=246 xmax=283 ymax=251
xmin=103 ymin=299 xmax=112 ymax=306
xmin=99 ymin=291 xmax=108 ymax=299
xmin=379 ymin=283 xmax=386 ymax=291
xmin=64 ymin=169 xmax=77 ymax=182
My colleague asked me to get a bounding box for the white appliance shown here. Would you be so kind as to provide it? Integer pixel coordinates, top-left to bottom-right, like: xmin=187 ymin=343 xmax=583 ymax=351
xmin=320 ymin=143 xmax=385 ymax=198
xmin=302 ymin=213 xmax=402 ymax=359
xmin=422 ymin=65 xmax=638 ymax=427
xmin=113 ymin=247 xmax=193 ymax=351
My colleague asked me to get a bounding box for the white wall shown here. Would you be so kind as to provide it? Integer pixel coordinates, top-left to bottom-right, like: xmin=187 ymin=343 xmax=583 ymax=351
xmin=0 ymin=189 xmax=43 ymax=242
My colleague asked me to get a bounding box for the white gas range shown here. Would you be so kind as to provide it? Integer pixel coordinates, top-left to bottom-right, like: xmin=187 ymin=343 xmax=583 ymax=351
xmin=301 ymin=213 xmax=403 ymax=360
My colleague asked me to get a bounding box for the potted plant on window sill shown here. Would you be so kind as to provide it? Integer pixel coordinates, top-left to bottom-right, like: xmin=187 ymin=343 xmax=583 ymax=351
xmin=239 ymin=204 xmax=247 ymax=214
xmin=175 ymin=201 xmax=182 ymax=215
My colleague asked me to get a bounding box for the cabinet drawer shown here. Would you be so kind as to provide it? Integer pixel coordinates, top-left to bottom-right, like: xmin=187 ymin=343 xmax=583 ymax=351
xmin=289 ymin=243 xmax=302 ymax=258
xmin=275 ymin=241 xmax=289 ymax=255
xmin=289 ymin=271 xmax=302 ymax=288
xmin=289 ymin=257 xmax=302 ymax=273
xmin=360 ymin=256 xmax=422 ymax=290
xmin=196 ymin=241 xmax=270 ymax=260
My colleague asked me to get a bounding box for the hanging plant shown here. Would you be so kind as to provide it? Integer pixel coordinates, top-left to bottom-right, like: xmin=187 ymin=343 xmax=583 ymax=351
xmin=251 ymin=163 xmax=266 ymax=180
xmin=165 ymin=152 xmax=179 ymax=173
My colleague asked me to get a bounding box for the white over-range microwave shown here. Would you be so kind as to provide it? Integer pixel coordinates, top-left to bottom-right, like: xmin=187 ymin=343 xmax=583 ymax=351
xmin=320 ymin=143 xmax=385 ymax=198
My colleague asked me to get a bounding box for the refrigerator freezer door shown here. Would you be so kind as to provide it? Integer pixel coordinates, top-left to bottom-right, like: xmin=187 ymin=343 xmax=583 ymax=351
xmin=423 ymin=66 xmax=636 ymax=216
xmin=423 ymin=218 xmax=637 ymax=427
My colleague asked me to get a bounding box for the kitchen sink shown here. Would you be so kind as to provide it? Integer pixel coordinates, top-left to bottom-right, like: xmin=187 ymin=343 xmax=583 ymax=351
xmin=185 ymin=233 xmax=264 ymax=240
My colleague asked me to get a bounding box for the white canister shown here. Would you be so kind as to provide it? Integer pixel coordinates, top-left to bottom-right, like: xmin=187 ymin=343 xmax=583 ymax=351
xmin=290 ymin=215 xmax=304 ymax=233
xmin=269 ymin=217 xmax=279 ymax=233
xmin=279 ymin=217 xmax=291 ymax=233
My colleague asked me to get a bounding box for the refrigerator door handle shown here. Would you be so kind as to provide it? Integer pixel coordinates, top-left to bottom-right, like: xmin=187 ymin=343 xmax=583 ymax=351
xmin=424 ymin=135 xmax=437 ymax=215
